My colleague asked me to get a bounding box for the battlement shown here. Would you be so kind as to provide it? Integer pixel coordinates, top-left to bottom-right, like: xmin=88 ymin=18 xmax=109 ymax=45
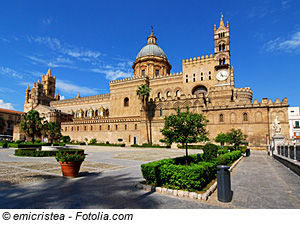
xmin=50 ymin=93 xmax=110 ymax=106
xmin=109 ymin=72 xmax=183 ymax=84
xmin=182 ymin=54 xmax=214 ymax=64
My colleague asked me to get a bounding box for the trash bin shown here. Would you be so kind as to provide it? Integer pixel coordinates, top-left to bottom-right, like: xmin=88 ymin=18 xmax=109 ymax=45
xmin=246 ymin=149 xmax=250 ymax=157
xmin=217 ymin=165 xmax=232 ymax=202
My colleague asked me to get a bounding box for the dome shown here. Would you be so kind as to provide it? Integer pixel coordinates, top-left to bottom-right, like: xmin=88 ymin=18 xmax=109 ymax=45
xmin=136 ymin=30 xmax=168 ymax=59
xmin=136 ymin=44 xmax=167 ymax=59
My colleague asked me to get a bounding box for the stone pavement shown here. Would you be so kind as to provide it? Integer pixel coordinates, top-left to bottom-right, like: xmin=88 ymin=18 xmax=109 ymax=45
xmin=0 ymin=146 xmax=299 ymax=209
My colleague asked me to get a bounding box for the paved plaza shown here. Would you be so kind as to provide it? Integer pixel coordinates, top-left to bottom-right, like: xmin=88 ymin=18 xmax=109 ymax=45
xmin=0 ymin=146 xmax=299 ymax=209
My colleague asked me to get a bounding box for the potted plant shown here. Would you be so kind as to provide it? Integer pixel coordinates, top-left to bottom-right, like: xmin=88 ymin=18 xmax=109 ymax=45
xmin=55 ymin=151 xmax=86 ymax=178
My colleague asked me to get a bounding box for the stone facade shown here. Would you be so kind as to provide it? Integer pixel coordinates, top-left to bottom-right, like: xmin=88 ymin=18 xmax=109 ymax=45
xmin=0 ymin=108 xmax=22 ymax=138
xmin=23 ymin=16 xmax=289 ymax=149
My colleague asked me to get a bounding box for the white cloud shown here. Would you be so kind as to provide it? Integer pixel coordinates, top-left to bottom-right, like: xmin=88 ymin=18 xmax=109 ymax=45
xmin=56 ymin=79 xmax=99 ymax=96
xmin=42 ymin=18 xmax=52 ymax=25
xmin=264 ymin=29 xmax=300 ymax=53
xmin=0 ymin=99 xmax=15 ymax=110
xmin=27 ymin=36 xmax=102 ymax=62
xmin=0 ymin=66 xmax=23 ymax=79
xmin=91 ymin=68 xmax=132 ymax=81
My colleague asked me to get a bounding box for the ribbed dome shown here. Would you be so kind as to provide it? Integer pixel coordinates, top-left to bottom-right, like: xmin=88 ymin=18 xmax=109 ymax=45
xmin=136 ymin=44 xmax=167 ymax=59
xmin=136 ymin=30 xmax=168 ymax=59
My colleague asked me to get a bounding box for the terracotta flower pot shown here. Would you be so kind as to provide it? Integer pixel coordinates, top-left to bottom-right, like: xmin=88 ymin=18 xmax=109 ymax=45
xmin=59 ymin=161 xmax=83 ymax=178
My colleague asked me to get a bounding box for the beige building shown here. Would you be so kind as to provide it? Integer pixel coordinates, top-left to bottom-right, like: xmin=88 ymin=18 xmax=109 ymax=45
xmin=0 ymin=108 xmax=23 ymax=139
xmin=23 ymin=16 xmax=289 ymax=149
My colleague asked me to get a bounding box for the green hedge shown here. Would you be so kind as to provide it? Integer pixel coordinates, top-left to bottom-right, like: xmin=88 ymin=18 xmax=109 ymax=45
xmin=131 ymin=143 xmax=171 ymax=148
xmin=88 ymin=143 xmax=125 ymax=147
xmin=14 ymin=149 xmax=84 ymax=157
xmin=141 ymin=150 xmax=241 ymax=191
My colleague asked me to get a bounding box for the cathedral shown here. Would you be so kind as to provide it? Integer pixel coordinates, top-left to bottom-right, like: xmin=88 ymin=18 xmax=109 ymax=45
xmin=22 ymin=16 xmax=289 ymax=150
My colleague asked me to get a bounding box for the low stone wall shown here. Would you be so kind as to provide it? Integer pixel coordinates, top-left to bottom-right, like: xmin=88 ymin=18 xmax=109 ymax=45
xmin=273 ymin=154 xmax=300 ymax=176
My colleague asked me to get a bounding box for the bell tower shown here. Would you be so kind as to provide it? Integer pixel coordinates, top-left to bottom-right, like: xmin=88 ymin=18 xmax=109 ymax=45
xmin=214 ymin=15 xmax=231 ymax=69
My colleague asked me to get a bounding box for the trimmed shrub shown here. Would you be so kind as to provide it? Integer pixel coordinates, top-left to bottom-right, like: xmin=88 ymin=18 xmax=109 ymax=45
xmin=141 ymin=150 xmax=241 ymax=191
xmin=202 ymin=143 xmax=218 ymax=161
xmin=14 ymin=149 xmax=84 ymax=157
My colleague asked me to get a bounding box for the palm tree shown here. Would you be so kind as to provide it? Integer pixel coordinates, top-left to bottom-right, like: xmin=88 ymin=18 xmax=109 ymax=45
xmin=136 ymin=83 xmax=151 ymax=143
xmin=45 ymin=121 xmax=62 ymax=144
xmin=19 ymin=110 xmax=45 ymax=144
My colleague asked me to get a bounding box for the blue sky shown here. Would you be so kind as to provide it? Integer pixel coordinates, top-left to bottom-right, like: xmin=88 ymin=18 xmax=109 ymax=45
xmin=0 ymin=0 xmax=299 ymax=112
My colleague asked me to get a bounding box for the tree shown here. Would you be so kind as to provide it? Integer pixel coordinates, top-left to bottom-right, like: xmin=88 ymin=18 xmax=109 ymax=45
xmin=61 ymin=135 xmax=71 ymax=143
xmin=136 ymin=83 xmax=151 ymax=143
xmin=215 ymin=132 xmax=229 ymax=146
xmin=45 ymin=121 xmax=62 ymax=144
xmin=160 ymin=107 xmax=209 ymax=166
xmin=226 ymin=128 xmax=247 ymax=150
xmin=19 ymin=110 xmax=45 ymax=144
xmin=0 ymin=117 xmax=5 ymax=134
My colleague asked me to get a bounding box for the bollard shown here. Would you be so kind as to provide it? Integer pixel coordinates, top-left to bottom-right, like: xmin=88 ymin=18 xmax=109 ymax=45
xmin=217 ymin=165 xmax=232 ymax=202
xmin=246 ymin=148 xmax=250 ymax=157
xmin=196 ymin=153 xmax=201 ymax=163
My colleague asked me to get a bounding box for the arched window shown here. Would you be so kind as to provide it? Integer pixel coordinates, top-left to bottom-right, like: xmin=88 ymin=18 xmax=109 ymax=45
xmin=192 ymin=85 xmax=207 ymax=97
xmin=222 ymin=43 xmax=225 ymax=51
xmin=65 ymin=127 xmax=67 ymax=131
xmin=100 ymin=125 xmax=102 ymax=131
xmin=157 ymin=92 xmax=161 ymax=98
xmin=124 ymin=97 xmax=129 ymax=107
xmin=219 ymin=44 xmax=222 ymax=51
xmin=243 ymin=113 xmax=248 ymax=122
xmin=220 ymin=114 xmax=224 ymax=123
xmin=160 ymin=108 xmax=163 ymax=117
xmin=91 ymin=126 xmax=93 ymax=131
xmin=71 ymin=127 xmax=73 ymax=131
xmin=84 ymin=126 xmax=86 ymax=131
xmin=176 ymin=90 xmax=180 ymax=97
xmin=108 ymin=125 xmax=110 ymax=130
xmin=135 ymin=124 xmax=137 ymax=130
xmin=77 ymin=126 xmax=79 ymax=131
xmin=116 ymin=125 xmax=118 ymax=130
xmin=166 ymin=91 xmax=170 ymax=97
xmin=125 ymin=124 xmax=127 ymax=130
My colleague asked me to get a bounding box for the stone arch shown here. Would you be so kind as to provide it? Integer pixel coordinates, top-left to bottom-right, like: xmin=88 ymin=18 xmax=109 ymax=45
xmin=173 ymin=102 xmax=182 ymax=109
xmin=207 ymin=113 xmax=214 ymax=124
xmin=194 ymin=100 xmax=202 ymax=107
xmin=255 ymin=111 xmax=262 ymax=122
xmin=183 ymin=101 xmax=192 ymax=107
xmin=230 ymin=112 xmax=236 ymax=123
xmin=192 ymin=85 xmax=207 ymax=97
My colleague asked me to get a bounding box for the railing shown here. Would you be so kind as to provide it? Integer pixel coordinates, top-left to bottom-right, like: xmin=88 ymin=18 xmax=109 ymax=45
xmin=276 ymin=144 xmax=300 ymax=161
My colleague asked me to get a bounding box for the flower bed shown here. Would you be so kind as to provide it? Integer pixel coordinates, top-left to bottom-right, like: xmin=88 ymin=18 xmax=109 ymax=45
xmin=141 ymin=150 xmax=241 ymax=192
xmin=14 ymin=149 xmax=84 ymax=157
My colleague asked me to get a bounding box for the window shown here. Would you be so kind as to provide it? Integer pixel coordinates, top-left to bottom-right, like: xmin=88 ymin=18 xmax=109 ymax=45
xmin=193 ymin=74 xmax=195 ymax=82
xmin=296 ymin=121 xmax=300 ymax=128
xmin=91 ymin=126 xmax=93 ymax=131
xmin=125 ymin=124 xmax=127 ymax=130
xmin=201 ymin=77 xmax=203 ymax=81
xmin=84 ymin=126 xmax=86 ymax=131
xmin=116 ymin=125 xmax=118 ymax=130
xmin=135 ymin=124 xmax=137 ymax=130
xmin=65 ymin=127 xmax=67 ymax=131
xmin=176 ymin=90 xmax=180 ymax=97
xmin=219 ymin=114 xmax=224 ymax=122
xmin=157 ymin=92 xmax=161 ymax=98
xmin=142 ymin=70 xmax=145 ymax=76
xmin=100 ymin=125 xmax=102 ymax=131
xmin=166 ymin=91 xmax=170 ymax=97
xmin=108 ymin=125 xmax=110 ymax=130
xmin=160 ymin=108 xmax=163 ymax=117
xmin=152 ymin=109 xmax=155 ymax=117
xmin=71 ymin=127 xmax=73 ymax=131
xmin=124 ymin=97 xmax=129 ymax=107
xmin=186 ymin=75 xmax=188 ymax=83
xmin=77 ymin=126 xmax=79 ymax=131
xmin=243 ymin=113 xmax=248 ymax=122
xmin=155 ymin=69 xmax=159 ymax=76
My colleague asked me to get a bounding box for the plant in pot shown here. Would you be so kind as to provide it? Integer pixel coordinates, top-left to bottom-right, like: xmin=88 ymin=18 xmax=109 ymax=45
xmin=55 ymin=151 xmax=86 ymax=178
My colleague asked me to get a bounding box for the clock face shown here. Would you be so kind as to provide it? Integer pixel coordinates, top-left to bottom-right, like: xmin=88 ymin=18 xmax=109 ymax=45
xmin=216 ymin=70 xmax=229 ymax=81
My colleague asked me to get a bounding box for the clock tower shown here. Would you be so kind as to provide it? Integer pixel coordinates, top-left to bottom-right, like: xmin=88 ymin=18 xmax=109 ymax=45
xmin=214 ymin=15 xmax=234 ymax=87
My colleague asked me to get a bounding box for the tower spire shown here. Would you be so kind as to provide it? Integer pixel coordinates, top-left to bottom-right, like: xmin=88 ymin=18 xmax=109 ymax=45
xmin=46 ymin=66 xmax=52 ymax=77
xmin=219 ymin=13 xmax=225 ymax=28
